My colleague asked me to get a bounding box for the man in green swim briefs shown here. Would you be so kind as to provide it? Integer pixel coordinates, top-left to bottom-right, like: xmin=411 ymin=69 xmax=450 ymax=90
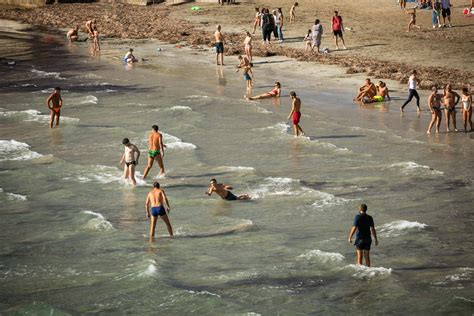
xmin=142 ymin=125 xmax=165 ymax=179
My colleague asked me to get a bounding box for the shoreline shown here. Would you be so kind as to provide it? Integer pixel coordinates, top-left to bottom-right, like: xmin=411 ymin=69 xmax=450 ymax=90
xmin=0 ymin=2 xmax=473 ymax=91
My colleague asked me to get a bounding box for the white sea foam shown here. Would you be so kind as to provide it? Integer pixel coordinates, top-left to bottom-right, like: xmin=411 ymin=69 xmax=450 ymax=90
xmin=0 ymin=140 xmax=42 ymax=162
xmin=163 ymin=133 xmax=197 ymax=150
xmin=259 ymin=122 xmax=290 ymax=134
xmin=218 ymin=166 xmax=255 ymax=172
xmin=186 ymin=290 xmax=221 ymax=298
xmin=1 ymin=109 xmax=79 ymax=124
xmin=185 ymin=95 xmax=210 ymax=100
xmin=169 ymin=105 xmax=192 ymax=111
xmin=104 ymin=89 xmax=117 ymax=93
xmin=82 ymin=210 xmax=114 ymax=231
xmin=384 ymin=161 xmax=443 ymax=176
xmin=138 ymin=260 xmax=158 ymax=277
xmin=379 ymin=220 xmax=427 ymax=237
xmin=75 ymin=95 xmax=98 ymax=105
xmin=65 ymin=165 xmax=122 ymax=184
xmin=344 ymin=264 xmax=392 ymax=278
xmin=350 ymin=126 xmax=387 ymax=134
xmin=6 ymin=192 xmax=27 ymax=201
xmin=31 ymin=69 xmax=65 ymax=80
xmin=297 ymin=249 xmax=345 ymax=263
xmin=171 ymin=219 xmax=254 ymax=238
xmin=252 ymin=104 xmax=272 ymax=114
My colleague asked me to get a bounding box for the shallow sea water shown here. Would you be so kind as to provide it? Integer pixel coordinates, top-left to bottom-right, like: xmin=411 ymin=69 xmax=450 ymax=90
xmin=0 ymin=20 xmax=473 ymax=314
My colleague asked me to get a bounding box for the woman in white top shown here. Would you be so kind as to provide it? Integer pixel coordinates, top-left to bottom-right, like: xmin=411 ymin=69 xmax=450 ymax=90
xmin=244 ymin=31 xmax=253 ymax=62
xmin=252 ymin=7 xmax=261 ymax=34
xmin=276 ymin=8 xmax=284 ymax=42
xmin=461 ymin=87 xmax=472 ymax=132
xmin=400 ymin=70 xmax=421 ymax=113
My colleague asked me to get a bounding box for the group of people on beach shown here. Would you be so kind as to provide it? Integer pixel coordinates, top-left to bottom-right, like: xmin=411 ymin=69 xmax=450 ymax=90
xmin=66 ymin=19 xmax=100 ymax=52
xmin=402 ymin=0 xmax=461 ymax=31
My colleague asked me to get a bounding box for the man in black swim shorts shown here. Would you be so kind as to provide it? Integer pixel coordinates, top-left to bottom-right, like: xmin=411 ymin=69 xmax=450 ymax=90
xmin=205 ymin=179 xmax=251 ymax=200
xmin=348 ymin=204 xmax=378 ymax=267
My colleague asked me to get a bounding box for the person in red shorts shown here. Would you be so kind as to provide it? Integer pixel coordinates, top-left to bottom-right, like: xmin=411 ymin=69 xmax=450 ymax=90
xmin=331 ymin=11 xmax=346 ymax=50
xmin=287 ymin=91 xmax=305 ymax=137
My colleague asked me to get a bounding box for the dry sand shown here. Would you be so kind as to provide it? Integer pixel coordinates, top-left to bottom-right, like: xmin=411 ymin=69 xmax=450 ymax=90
xmin=0 ymin=0 xmax=472 ymax=89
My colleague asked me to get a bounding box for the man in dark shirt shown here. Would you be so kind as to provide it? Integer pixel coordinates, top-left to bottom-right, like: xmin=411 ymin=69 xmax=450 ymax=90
xmin=348 ymin=204 xmax=378 ymax=267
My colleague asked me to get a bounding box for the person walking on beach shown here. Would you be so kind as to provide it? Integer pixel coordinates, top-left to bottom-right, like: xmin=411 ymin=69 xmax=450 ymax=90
xmin=145 ymin=182 xmax=173 ymax=240
xmin=331 ymin=11 xmax=346 ymax=50
xmin=354 ymin=78 xmax=377 ymax=102
xmin=311 ymin=19 xmax=323 ymax=53
xmin=246 ymin=82 xmax=281 ymax=100
xmin=142 ymin=125 xmax=165 ymax=179
xmin=427 ymin=86 xmax=443 ymax=134
xmin=46 ymin=87 xmax=62 ymax=129
xmin=66 ymin=26 xmax=79 ymax=42
xmin=348 ymin=203 xmax=378 ymax=267
xmin=252 ymin=7 xmax=261 ymax=34
xmin=289 ymin=2 xmax=298 ymax=24
xmin=244 ymin=31 xmax=253 ymax=62
xmin=120 ymin=138 xmax=140 ymax=186
xmin=287 ymin=91 xmax=305 ymax=137
xmin=205 ymin=179 xmax=251 ymax=201
xmin=276 ymin=8 xmax=285 ymax=43
xmin=405 ymin=7 xmax=421 ymax=32
xmin=444 ymin=84 xmax=461 ymax=132
xmin=401 ymin=70 xmax=421 ymax=113
xmin=214 ymin=25 xmax=225 ymax=66
xmin=440 ymin=0 xmax=452 ymax=27
xmin=460 ymin=87 xmax=472 ymax=132
xmin=399 ymin=0 xmax=407 ymax=9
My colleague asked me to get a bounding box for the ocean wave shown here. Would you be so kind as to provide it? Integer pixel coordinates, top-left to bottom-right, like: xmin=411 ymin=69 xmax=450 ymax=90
xmin=384 ymin=161 xmax=443 ymax=176
xmin=433 ymin=268 xmax=473 ymax=287
xmin=218 ymin=166 xmax=256 ymax=172
xmin=82 ymin=210 xmax=114 ymax=231
xmin=185 ymin=95 xmax=210 ymax=100
xmin=170 ymin=219 xmax=254 ymax=238
xmin=379 ymin=220 xmax=427 ymax=237
xmin=169 ymin=105 xmax=192 ymax=111
xmin=74 ymin=95 xmax=98 ymax=105
xmin=163 ymin=133 xmax=197 ymax=150
xmin=0 ymin=140 xmax=42 ymax=162
xmin=344 ymin=264 xmax=392 ymax=279
xmin=1 ymin=109 xmax=79 ymax=124
xmin=138 ymin=259 xmax=158 ymax=277
xmin=258 ymin=122 xmax=290 ymax=134
xmin=64 ymin=165 xmax=123 ymax=184
xmin=350 ymin=126 xmax=387 ymax=134
xmin=0 ymin=188 xmax=27 ymax=201
xmin=297 ymin=249 xmax=345 ymax=263
xmin=30 ymin=69 xmax=66 ymax=80
xmin=186 ymin=290 xmax=221 ymax=298
xmin=252 ymin=104 xmax=272 ymax=114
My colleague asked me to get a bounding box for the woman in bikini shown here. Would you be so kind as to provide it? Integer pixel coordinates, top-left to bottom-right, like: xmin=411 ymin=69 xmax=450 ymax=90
xmin=244 ymin=31 xmax=253 ymax=62
xmin=460 ymin=87 xmax=472 ymax=132
xmin=246 ymin=82 xmax=281 ymax=100
xmin=427 ymin=86 xmax=443 ymax=134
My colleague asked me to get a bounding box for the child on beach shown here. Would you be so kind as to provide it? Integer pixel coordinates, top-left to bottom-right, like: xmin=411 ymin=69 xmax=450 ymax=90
xmin=243 ymin=64 xmax=253 ymax=91
xmin=289 ymin=2 xmax=298 ymax=23
xmin=405 ymin=7 xmax=421 ymax=32
xmin=303 ymin=29 xmax=312 ymax=51
xmin=460 ymin=87 xmax=472 ymax=132
xmin=287 ymin=91 xmax=305 ymax=137
xmin=119 ymin=138 xmax=140 ymax=185
xmin=92 ymin=27 xmax=100 ymax=51
xmin=244 ymin=31 xmax=253 ymax=62
xmin=46 ymin=87 xmax=62 ymax=129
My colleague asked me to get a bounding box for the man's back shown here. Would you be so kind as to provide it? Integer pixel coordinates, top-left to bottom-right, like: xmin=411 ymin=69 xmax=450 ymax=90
xmin=148 ymin=189 xmax=164 ymax=206
xmin=149 ymin=132 xmax=161 ymax=150
xmin=354 ymin=213 xmax=374 ymax=239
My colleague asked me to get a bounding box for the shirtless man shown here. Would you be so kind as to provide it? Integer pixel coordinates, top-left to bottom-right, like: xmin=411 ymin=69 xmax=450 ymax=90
xmin=119 ymin=138 xmax=140 ymax=185
xmin=287 ymin=91 xmax=305 ymax=137
xmin=206 ymin=179 xmax=251 ymax=201
xmin=214 ymin=25 xmax=225 ymax=66
xmin=145 ymin=182 xmax=173 ymax=240
xmin=443 ymin=84 xmax=460 ymax=132
xmin=46 ymin=87 xmax=62 ymax=129
xmin=123 ymin=48 xmax=138 ymax=64
xmin=66 ymin=26 xmax=79 ymax=42
xmin=142 ymin=125 xmax=165 ymax=179
xmin=354 ymin=79 xmax=377 ymax=102
xmin=85 ymin=19 xmax=95 ymax=38
xmin=246 ymin=82 xmax=281 ymax=100
xmin=289 ymin=2 xmax=298 ymax=23
xmin=376 ymin=81 xmax=391 ymax=101
xmin=427 ymin=86 xmax=443 ymax=134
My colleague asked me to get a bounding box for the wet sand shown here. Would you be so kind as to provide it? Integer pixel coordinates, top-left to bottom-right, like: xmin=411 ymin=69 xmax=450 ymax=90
xmin=0 ymin=0 xmax=473 ymax=89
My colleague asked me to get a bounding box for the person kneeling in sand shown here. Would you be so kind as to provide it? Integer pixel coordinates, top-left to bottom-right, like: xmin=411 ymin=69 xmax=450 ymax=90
xmin=246 ymin=82 xmax=281 ymax=100
xmin=206 ymin=179 xmax=251 ymax=201
xmin=67 ymin=26 xmax=79 ymax=42
xmin=354 ymin=78 xmax=377 ymax=102
xmin=145 ymin=182 xmax=173 ymax=240
xmin=123 ymin=48 xmax=138 ymax=64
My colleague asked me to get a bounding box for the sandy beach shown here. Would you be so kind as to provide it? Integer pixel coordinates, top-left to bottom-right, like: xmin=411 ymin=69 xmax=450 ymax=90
xmin=0 ymin=0 xmax=473 ymax=89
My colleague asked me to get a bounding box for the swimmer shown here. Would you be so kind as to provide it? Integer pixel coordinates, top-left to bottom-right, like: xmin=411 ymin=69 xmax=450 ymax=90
xmin=45 ymin=87 xmax=62 ymax=129
xmin=123 ymin=48 xmax=138 ymax=64
xmin=214 ymin=25 xmax=225 ymax=66
xmin=348 ymin=203 xmax=378 ymax=267
xmin=460 ymin=87 xmax=472 ymax=132
xmin=66 ymin=26 xmax=79 ymax=42
xmin=354 ymin=78 xmax=377 ymax=102
xmin=443 ymin=84 xmax=460 ymax=132
xmin=405 ymin=7 xmax=421 ymax=32
xmin=427 ymin=86 xmax=443 ymax=134
xmin=205 ymin=179 xmax=251 ymax=200
xmin=145 ymin=182 xmax=173 ymax=240
xmin=246 ymin=82 xmax=281 ymax=100
xmin=142 ymin=125 xmax=166 ymax=179
xmin=287 ymin=91 xmax=305 ymax=137
xmin=289 ymin=2 xmax=298 ymax=23
xmin=119 ymin=138 xmax=140 ymax=185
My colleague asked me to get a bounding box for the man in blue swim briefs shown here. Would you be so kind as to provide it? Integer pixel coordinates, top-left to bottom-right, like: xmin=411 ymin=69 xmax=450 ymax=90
xmin=205 ymin=179 xmax=251 ymax=201
xmin=145 ymin=182 xmax=173 ymax=240
xmin=348 ymin=203 xmax=378 ymax=267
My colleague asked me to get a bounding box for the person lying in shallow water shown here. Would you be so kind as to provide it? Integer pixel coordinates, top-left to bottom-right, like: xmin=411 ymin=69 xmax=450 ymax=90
xmin=246 ymin=82 xmax=281 ymax=100
xmin=205 ymin=178 xmax=251 ymax=201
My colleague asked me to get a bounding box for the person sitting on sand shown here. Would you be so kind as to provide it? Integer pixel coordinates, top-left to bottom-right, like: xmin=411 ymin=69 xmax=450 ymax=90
xmin=46 ymin=87 xmax=62 ymax=129
xmin=427 ymin=86 xmax=443 ymax=134
xmin=460 ymin=87 xmax=472 ymax=132
xmin=376 ymin=81 xmax=391 ymax=101
xmin=289 ymin=2 xmax=298 ymax=23
xmin=66 ymin=26 xmax=79 ymax=42
xmin=246 ymin=82 xmax=281 ymax=100
xmin=303 ymin=29 xmax=312 ymax=51
xmin=405 ymin=7 xmax=421 ymax=32
xmin=354 ymin=78 xmax=377 ymax=102
xmin=145 ymin=182 xmax=173 ymax=240
xmin=123 ymin=48 xmax=138 ymax=64
xmin=205 ymin=179 xmax=251 ymax=201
